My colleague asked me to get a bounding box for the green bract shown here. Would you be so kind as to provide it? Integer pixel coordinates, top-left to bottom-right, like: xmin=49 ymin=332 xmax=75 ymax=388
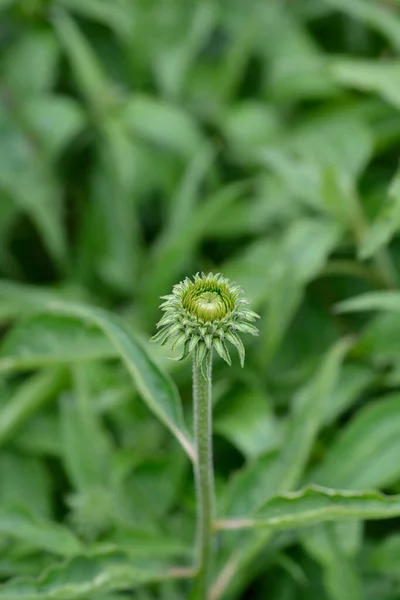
xmin=152 ymin=273 xmax=259 ymax=369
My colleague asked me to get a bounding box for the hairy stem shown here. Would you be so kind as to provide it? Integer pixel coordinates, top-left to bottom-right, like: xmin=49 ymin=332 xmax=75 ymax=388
xmin=190 ymin=349 xmax=214 ymax=600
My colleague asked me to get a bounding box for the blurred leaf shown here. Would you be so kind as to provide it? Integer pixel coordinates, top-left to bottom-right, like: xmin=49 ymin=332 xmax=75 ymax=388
xmin=302 ymin=521 xmax=363 ymax=600
xmin=332 ymin=59 xmax=400 ymax=110
xmin=268 ymin=337 xmax=352 ymax=495
xmin=0 ymin=554 xmax=193 ymax=599
xmin=0 ymin=281 xmax=86 ymax=323
xmin=322 ymin=364 xmax=375 ymax=425
xmin=214 ymin=390 xmax=282 ymax=459
xmin=124 ymin=94 xmax=204 ymax=158
xmin=220 ymin=338 xmax=351 ymax=517
xmin=359 ymin=167 xmax=400 ymax=259
xmin=37 ymin=302 xmax=195 ymax=461
xmin=2 ymin=31 xmax=60 ymax=94
xmin=0 ymin=106 xmax=67 ymax=267
xmin=225 ymin=218 xmax=341 ymax=308
xmin=53 ymin=10 xmax=113 ymax=116
xmin=0 ymin=314 xmax=116 ymax=372
xmin=369 ymin=534 xmax=400 ymax=577
xmin=312 ymin=392 xmax=400 ymax=489
xmin=152 ymin=0 xmax=217 ymax=98
xmin=58 ymin=0 xmax=134 ymax=37
xmin=0 ymin=452 xmax=52 ymax=517
xmin=0 ymin=510 xmax=82 ymax=557
xmin=0 ymin=369 xmax=66 ymax=445
xmin=23 ymin=97 xmax=86 ymax=159
xmin=337 ymin=291 xmax=400 ymax=314
xmin=325 ymin=0 xmax=400 ymax=52
xmin=217 ymin=486 xmax=400 ymax=531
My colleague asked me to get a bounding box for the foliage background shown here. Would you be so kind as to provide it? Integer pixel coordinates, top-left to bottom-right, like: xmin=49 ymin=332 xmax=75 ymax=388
xmin=2 ymin=0 xmax=400 ymax=598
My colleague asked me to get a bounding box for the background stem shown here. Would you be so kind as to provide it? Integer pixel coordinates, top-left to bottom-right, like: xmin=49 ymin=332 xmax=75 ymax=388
xmin=191 ymin=349 xmax=214 ymax=600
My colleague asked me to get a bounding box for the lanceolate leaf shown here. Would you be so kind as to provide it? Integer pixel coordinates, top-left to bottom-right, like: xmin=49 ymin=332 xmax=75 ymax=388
xmin=216 ymin=486 xmax=400 ymax=532
xmin=38 ymin=301 xmax=195 ymax=462
xmin=336 ymin=291 xmax=400 ymax=314
xmin=0 ymin=554 xmax=194 ymax=600
xmin=0 ymin=510 xmax=82 ymax=557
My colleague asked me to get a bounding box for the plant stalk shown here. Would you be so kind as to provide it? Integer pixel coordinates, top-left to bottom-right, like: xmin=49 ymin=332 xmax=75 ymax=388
xmin=190 ymin=348 xmax=214 ymax=600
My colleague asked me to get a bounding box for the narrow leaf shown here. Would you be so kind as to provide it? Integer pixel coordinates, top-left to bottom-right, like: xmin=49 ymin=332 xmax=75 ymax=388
xmin=0 ymin=554 xmax=194 ymax=600
xmin=39 ymin=301 xmax=195 ymax=462
xmin=216 ymin=486 xmax=400 ymax=532
xmin=0 ymin=510 xmax=82 ymax=557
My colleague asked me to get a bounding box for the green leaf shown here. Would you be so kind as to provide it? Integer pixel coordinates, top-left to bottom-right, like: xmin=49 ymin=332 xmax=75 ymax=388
xmin=2 ymin=31 xmax=60 ymax=94
xmin=0 ymin=280 xmax=85 ymax=322
xmin=0 ymin=107 xmax=67 ymax=267
xmin=0 ymin=452 xmax=52 ymax=518
xmin=369 ymin=534 xmax=400 ymax=577
xmin=0 ymin=314 xmax=117 ymax=372
xmin=302 ymin=521 xmax=363 ymax=600
xmin=0 ymin=554 xmax=194 ymax=599
xmin=53 ymin=11 xmax=112 ymax=116
xmin=216 ymin=486 xmax=400 ymax=531
xmin=214 ymin=390 xmax=282 ymax=459
xmin=0 ymin=509 xmax=82 ymax=557
xmin=336 ymin=291 xmax=400 ymax=314
xmin=124 ymin=95 xmax=204 ymax=158
xmin=220 ymin=338 xmax=351 ymax=517
xmin=325 ymin=0 xmax=400 ymax=53
xmin=359 ymin=168 xmax=400 ymax=259
xmin=34 ymin=301 xmax=195 ymax=461
xmin=311 ymin=393 xmax=400 ymax=490
xmin=57 ymin=0 xmax=134 ymax=37
xmin=24 ymin=97 xmax=86 ymax=159
xmin=0 ymin=369 xmax=66 ymax=445
xmin=267 ymin=337 xmax=352 ymax=495
xmin=332 ymin=58 xmax=400 ymax=110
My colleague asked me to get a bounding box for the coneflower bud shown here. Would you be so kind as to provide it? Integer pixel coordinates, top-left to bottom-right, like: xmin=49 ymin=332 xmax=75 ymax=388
xmin=151 ymin=272 xmax=259 ymax=371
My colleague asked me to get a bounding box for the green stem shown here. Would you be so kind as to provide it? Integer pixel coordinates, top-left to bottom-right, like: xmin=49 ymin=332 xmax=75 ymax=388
xmin=190 ymin=349 xmax=214 ymax=600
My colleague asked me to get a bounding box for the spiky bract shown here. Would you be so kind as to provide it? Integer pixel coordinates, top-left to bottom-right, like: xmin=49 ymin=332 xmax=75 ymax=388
xmin=152 ymin=272 xmax=259 ymax=371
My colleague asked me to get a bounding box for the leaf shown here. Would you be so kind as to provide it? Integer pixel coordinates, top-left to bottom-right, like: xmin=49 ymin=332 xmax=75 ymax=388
xmin=359 ymin=167 xmax=400 ymax=259
xmin=53 ymin=10 xmax=112 ymax=116
xmin=0 ymin=280 xmax=85 ymax=322
xmin=0 ymin=314 xmax=116 ymax=372
xmin=2 ymin=31 xmax=60 ymax=94
xmin=0 ymin=369 xmax=66 ymax=445
xmin=124 ymin=94 xmax=204 ymax=158
xmin=311 ymin=393 xmax=400 ymax=490
xmin=325 ymin=0 xmax=400 ymax=53
xmin=0 ymin=452 xmax=52 ymax=518
xmin=302 ymin=521 xmax=363 ymax=600
xmin=336 ymin=291 xmax=400 ymax=314
xmin=0 ymin=106 xmax=67 ymax=267
xmin=220 ymin=338 xmax=351 ymax=517
xmin=332 ymin=58 xmax=400 ymax=110
xmin=322 ymin=364 xmax=375 ymax=425
xmin=24 ymin=97 xmax=86 ymax=159
xmin=58 ymin=0 xmax=134 ymax=37
xmin=267 ymin=337 xmax=352 ymax=495
xmin=0 ymin=509 xmax=82 ymax=557
xmin=35 ymin=301 xmax=195 ymax=461
xmin=216 ymin=486 xmax=400 ymax=531
xmin=369 ymin=534 xmax=400 ymax=577
xmin=214 ymin=390 xmax=282 ymax=459
xmin=0 ymin=554 xmax=194 ymax=599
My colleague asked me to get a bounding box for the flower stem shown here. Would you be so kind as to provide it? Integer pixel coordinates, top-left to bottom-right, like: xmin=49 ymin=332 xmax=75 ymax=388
xmin=190 ymin=348 xmax=214 ymax=600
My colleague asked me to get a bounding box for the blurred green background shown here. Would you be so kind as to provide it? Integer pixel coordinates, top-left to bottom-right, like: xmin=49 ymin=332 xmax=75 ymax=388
xmin=2 ymin=0 xmax=400 ymax=598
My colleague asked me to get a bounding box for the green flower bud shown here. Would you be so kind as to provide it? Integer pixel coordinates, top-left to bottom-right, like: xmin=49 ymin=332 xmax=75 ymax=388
xmin=152 ymin=272 xmax=259 ymax=370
